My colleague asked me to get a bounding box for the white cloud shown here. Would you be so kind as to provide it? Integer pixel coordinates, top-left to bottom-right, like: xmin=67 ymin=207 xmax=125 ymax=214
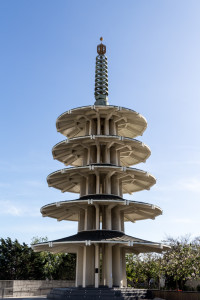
xmin=0 ymin=200 xmax=40 ymax=217
xmin=155 ymin=177 xmax=200 ymax=193
xmin=0 ymin=200 xmax=22 ymax=216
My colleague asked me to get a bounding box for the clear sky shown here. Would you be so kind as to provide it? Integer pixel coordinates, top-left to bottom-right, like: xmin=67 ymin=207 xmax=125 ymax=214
xmin=0 ymin=0 xmax=200 ymax=245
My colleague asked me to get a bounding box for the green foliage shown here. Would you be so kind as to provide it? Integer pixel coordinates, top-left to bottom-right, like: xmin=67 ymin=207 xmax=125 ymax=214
xmin=126 ymin=235 xmax=200 ymax=290
xmin=0 ymin=237 xmax=76 ymax=280
xmin=126 ymin=253 xmax=161 ymax=288
xmin=161 ymin=236 xmax=200 ymax=289
xmin=0 ymin=237 xmax=44 ymax=279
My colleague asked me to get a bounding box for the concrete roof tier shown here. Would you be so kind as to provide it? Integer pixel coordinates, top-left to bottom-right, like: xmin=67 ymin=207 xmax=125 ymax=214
xmin=52 ymin=135 xmax=151 ymax=167
xmin=41 ymin=197 xmax=162 ymax=222
xmin=47 ymin=164 xmax=156 ymax=194
xmin=56 ymin=105 xmax=147 ymax=138
xmin=33 ymin=230 xmax=170 ymax=254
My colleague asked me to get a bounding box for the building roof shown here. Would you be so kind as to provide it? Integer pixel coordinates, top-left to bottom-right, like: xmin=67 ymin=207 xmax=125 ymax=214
xmin=52 ymin=135 xmax=151 ymax=167
xmin=33 ymin=230 xmax=170 ymax=254
xmin=41 ymin=196 xmax=162 ymax=222
xmin=47 ymin=164 xmax=156 ymax=194
xmin=56 ymin=105 xmax=147 ymax=139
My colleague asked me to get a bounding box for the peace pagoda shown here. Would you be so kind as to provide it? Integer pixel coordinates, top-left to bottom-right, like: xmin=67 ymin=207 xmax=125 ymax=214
xmin=33 ymin=38 xmax=169 ymax=288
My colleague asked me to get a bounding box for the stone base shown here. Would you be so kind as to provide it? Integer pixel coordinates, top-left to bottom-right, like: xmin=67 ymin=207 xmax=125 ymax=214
xmin=47 ymin=287 xmax=153 ymax=299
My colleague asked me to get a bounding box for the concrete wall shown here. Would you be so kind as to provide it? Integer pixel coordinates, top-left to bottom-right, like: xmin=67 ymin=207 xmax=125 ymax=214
xmin=0 ymin=280 xmax=75 ymax=297
xmin=186 ymin=279 xmax=200 ymax=290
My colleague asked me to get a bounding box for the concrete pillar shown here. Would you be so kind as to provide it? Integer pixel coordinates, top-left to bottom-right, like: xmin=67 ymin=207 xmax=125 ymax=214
xmin=97 ymin=117 xmax=101 ymax=135
xmin=96 ymin=174 xmax=100 ymax=194
xmin=105 ymin=207 xmax=111 ymax=230
xmin=90 ymin=146 xmax=96 ymax=164
xmin=96 ymin=145 xmax=100 ymax=163
xmin=89 ymin=120 xmax=92 ymax=135
xmin=84 ymin=209 xmax=88 ymax=230
xmin=105 ymin=176 xmax=111 ymax=194
xmin=101 ymin=244 xmax=106 ymax=285
xmin=91 ymin=119 xmax=97 ymax=135
xmin=83 ymin=245 xmax=95 ymax=287
xmin=105 ymin=146 xmax=110 ymax=163
xmin=78 ymin=209 xmax=85 ymax=232
xmin=112 ymin=207 xmax=121 ymax=231
xmin=121 ymin=211 xmax=124 ymax=232
xmin=95 ymin=205 xmax=100 ymax=229
xmin=117 ymin=151 xmax=120 ymax=166
xmin=112 ymin=245 xmax=121 ymax=287
xmin=111 ymin=175 xmax=119 ymax=196
xmin=105 ymin=244 xmax=113 ymax=287
xmin=121 ymin=248 xmax=127 ymax=287
xmin=76 ymin=247 xmax=83 ymax=287
xmin=110 ymin=147 xmax=117 ymax=165
xmin=88 ymin=174 xmax=96 ymax=194
xmin=80 ymin=177 xmax=86 ymax=197
xmin=95 ymin=244 xmax=99 ymax=288
xmin=83 ymin=246 xmax=86 ymax=287
xmin=87 ymin=148 xmax=91 ymax=165
xmin=104 ymin=119 xmax=109 ymax=135
xmin=119 ymin=181 xmax=123 ymax=197
xmin=109 ymin=119 xmax=116 ymax=135
xmin=101 ymin=145 xmax=105 ymax=163
xmin=85 ymin=206 xmax=95 ymax=230
xmin=85 ymin=121 xmax=90 ymax=135
xmin=115 ymin=122 xmax=118 ymax=135
xmin=83 ymin=148 xmax=88 ymax=166
xmin=102 ymin=206 xmax=106 ymax=229
xmin=101 ymin=176 xmax=105 ymax=194
xmin=86 ymin=177 xmax=89 ymax=195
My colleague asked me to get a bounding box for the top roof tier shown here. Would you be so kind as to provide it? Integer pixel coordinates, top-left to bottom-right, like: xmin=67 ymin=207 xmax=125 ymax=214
xmin=56 ymin=105 xmax=147 ymax=139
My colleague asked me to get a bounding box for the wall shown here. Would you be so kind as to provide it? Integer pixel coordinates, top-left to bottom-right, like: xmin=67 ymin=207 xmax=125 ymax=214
xmin=186 ymin=279 xmax=200 ymax=290
xmin=0 ymin=280 xmax=75 ymax=297
xmin=152 ymin=290 xmax=200 ymax=300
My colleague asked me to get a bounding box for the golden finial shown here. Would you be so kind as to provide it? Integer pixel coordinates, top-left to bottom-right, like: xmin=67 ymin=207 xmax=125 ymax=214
xmin=97 ymin=37 xmax=106 ymax=55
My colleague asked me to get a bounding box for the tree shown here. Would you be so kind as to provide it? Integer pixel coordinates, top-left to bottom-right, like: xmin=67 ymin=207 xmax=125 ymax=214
xmin=0 ymin=238 xmax=44 ymax=279
xmin=126 ymin=235 xmax=200 ymax=290
xmin=0 ymin=237 xmax=76 ymax=280
xmin=161 ymin=236 xmax=200 ymax=289
xmin=31 ymin=236 xmax=76 ymax=280
xmin=126 ymin=253 xmax=161 ymax=288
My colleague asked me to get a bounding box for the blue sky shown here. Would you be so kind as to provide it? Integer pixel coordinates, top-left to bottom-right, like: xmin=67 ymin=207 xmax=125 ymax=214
xmin=0 ymin=0 xmax=200 ymax=245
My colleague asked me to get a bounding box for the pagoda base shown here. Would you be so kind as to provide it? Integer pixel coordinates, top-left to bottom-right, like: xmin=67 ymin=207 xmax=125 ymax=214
xmin=47 ymin=287 xmax=154 ymax=300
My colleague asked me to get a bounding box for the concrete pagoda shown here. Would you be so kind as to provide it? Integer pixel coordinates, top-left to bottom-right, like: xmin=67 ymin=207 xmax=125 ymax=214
xmin=33 ymin=38 xmax=169 ymax=288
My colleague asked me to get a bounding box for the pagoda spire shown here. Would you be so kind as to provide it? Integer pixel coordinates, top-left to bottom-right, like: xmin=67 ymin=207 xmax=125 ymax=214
xmin=94 ymin=37 xmax=109 ymax=105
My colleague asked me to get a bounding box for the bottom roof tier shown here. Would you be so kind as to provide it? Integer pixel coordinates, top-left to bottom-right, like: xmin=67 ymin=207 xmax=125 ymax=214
xmin=32 ymin=230 xmax=170 ymax=254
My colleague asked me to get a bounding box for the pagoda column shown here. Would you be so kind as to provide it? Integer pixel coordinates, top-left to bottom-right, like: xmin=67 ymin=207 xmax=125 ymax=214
xmin=105 ymin=244 xmax=113 ymax=288
xmin=83 ymin=245 xmax=95 ymax=287
xmin=95 ymin=244 xmax=100 ymax=288
xmin=112 ymin=245 xmax=122 ymax=287
xmin=76 ymin=246 xmax=83 ymax=287
xmin=122 ymin=248 xmax=127 ymax=287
